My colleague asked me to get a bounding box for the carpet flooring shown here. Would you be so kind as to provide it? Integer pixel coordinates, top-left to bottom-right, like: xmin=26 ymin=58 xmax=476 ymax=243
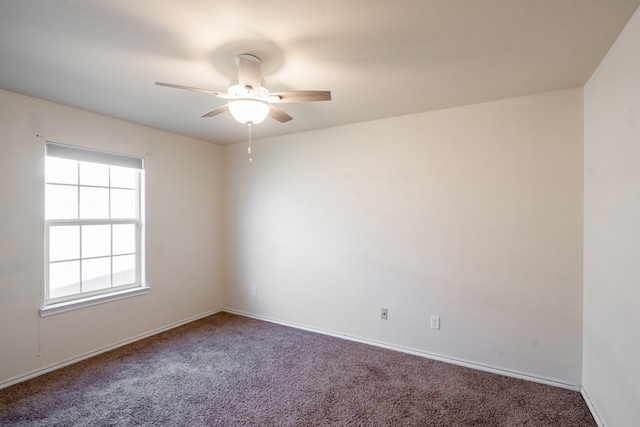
xmin=0 ymin=312 xmax=595 ymax=426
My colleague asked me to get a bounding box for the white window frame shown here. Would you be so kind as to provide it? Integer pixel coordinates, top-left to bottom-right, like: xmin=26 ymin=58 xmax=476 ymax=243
xmin=41 ymin=142 xmax=147 ymax=317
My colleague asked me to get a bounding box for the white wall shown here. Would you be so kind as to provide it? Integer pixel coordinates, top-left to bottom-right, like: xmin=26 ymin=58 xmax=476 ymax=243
xmin=583 ymin=7 xmax=640 ymax=426
xmin=223 ymin=89 xmax=584 ymax=386
xmin=0 ymin=89 xmax=224 ymax=385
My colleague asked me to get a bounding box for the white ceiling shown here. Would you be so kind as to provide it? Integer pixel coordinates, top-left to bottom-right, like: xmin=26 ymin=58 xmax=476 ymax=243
xmin=0 ymin=0 xmax=638 ymax=145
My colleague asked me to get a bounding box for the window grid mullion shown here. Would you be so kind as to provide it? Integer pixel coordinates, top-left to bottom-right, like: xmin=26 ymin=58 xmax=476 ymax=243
xmin=49 ymin=252 xmax=136 ymax=264
xmin=136 ymin=170 xmax=141 ymax=284
xmin=76 ymin=161 xmax=81 ymax=219
xmin=110 ymin=224 xmax=114 ymax=289
xmin=45 ymin=224 xmax=51 ymax=302
xmin=77 ymin=162 xmax=83 ymax=294
xmin=79 ymin=225 xmax=84 ymax=294
xmin=109 ymin=166 xmax=113 ymax=289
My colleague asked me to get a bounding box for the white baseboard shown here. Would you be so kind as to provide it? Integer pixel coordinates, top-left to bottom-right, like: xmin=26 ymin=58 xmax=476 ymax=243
xmin=223 ymin=308 xmax=582 ymax=392
xmin=2 ymin=307 xmax=584 ymax=397
xmin=0 ymin=308 xmax=223 ymax=390
xmin=581 ymin=386 xmax=605 ymax=427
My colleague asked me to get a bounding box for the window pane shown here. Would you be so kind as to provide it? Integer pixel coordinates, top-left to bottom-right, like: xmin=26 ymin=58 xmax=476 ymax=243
xmin=49 ymin=260 xmax=80 ymax=298
xmin=113 ymin=224 xmax=135 ymax=255
xmin=79 ymin=161 xmax=109 ymax=187
xmin=49 ymin=226 xmax=80 ymax=262
xmin=111 ymin=189 xmax=136 ymax=219
xmin=113 ymin=254 xmax=136 ymax=286
xmin=79 ymin=187 xmax=109 ymax=219
xmin=45 ymin=157 xmax=77 ymax=185
xmin=45 ymin=184 xmax=78 ymax=220
xmin=111 ymin=166 xmax=136 ymax=189
xmin=82 ymin=257 xmax=111 ymax=292
xmin=82 ymin=225 xmax=111 ymax=258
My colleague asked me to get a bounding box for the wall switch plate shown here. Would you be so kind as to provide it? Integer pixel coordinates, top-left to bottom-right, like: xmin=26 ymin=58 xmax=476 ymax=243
xmin=251 ymin=287 xmax=257 ymax=296
xmin=381 ymin=308 xmax=388 ymax=320
xmin=431 ymin=315 xmax=440 ymax=329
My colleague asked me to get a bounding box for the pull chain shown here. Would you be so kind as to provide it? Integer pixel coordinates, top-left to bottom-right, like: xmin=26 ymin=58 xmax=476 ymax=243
xmin=247 ymin=122 xmax=253 ymax=164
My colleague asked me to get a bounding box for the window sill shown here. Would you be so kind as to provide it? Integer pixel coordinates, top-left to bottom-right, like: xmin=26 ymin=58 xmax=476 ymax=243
xmin=40 ymin=286 xmax=150 ymax=317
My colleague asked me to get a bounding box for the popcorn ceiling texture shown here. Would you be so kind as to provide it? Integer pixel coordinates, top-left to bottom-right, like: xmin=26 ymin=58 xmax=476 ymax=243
xmin=0 ymin=312 xmax=595 ymax=426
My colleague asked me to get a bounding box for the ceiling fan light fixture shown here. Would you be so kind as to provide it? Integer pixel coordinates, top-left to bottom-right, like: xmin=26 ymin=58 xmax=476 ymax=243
xmin=228 ymin=98 xmax=270 ymax=124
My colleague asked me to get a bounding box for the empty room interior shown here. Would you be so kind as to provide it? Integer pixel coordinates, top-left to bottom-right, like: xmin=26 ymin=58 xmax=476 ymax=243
xmin=1 ymin=1 xmax=639 ymax=425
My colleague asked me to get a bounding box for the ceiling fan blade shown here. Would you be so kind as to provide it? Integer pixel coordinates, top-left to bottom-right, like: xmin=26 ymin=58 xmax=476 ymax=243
xmin=155 ymin=81 xmax=229 ymax=98
xmin=201 ymin=105 xmax=229 ymax=118
xmin=237 ymin=54 xmax=262 ymax=91
xmin=268 ymin=105 xmax=293 ymax=123
xmin=269 ymin=91 xmax=331 ymax=103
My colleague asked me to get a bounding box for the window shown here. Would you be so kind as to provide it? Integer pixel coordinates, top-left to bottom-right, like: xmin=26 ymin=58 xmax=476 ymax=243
xmin=42 ymin=142 xmax=146 ymax=315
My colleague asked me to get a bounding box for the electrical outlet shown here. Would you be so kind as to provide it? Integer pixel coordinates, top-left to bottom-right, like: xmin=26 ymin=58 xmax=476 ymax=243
xmin=251 ymin=287 xmax=257 ymax=296
xmin=381 ymin=308 xmax=388 ymax=320
xmin=431 ymin=315 xmax=440 ymax=330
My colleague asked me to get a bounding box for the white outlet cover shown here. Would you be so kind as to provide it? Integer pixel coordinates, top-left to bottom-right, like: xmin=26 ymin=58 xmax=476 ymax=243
xmin=431 ymin=315 xmax=440 ymax=329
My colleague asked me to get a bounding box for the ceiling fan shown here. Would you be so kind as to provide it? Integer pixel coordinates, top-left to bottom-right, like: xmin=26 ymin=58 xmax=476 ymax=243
xmin=155 ymin=54 xmax=331 ymax=126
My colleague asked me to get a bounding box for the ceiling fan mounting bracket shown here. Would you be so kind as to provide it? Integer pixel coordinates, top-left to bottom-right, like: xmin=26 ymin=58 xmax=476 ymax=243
xmin=236 ymin=53 xmax=261 ymax=66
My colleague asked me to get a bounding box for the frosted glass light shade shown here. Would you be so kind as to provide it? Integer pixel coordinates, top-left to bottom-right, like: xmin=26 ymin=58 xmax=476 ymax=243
xmin=228 ymin=98 xmax=270 ymax=124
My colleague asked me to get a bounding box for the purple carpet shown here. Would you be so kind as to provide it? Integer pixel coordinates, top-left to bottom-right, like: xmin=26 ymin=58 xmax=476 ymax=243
xmin=0 ymin=312 xmax=596 ymax=426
